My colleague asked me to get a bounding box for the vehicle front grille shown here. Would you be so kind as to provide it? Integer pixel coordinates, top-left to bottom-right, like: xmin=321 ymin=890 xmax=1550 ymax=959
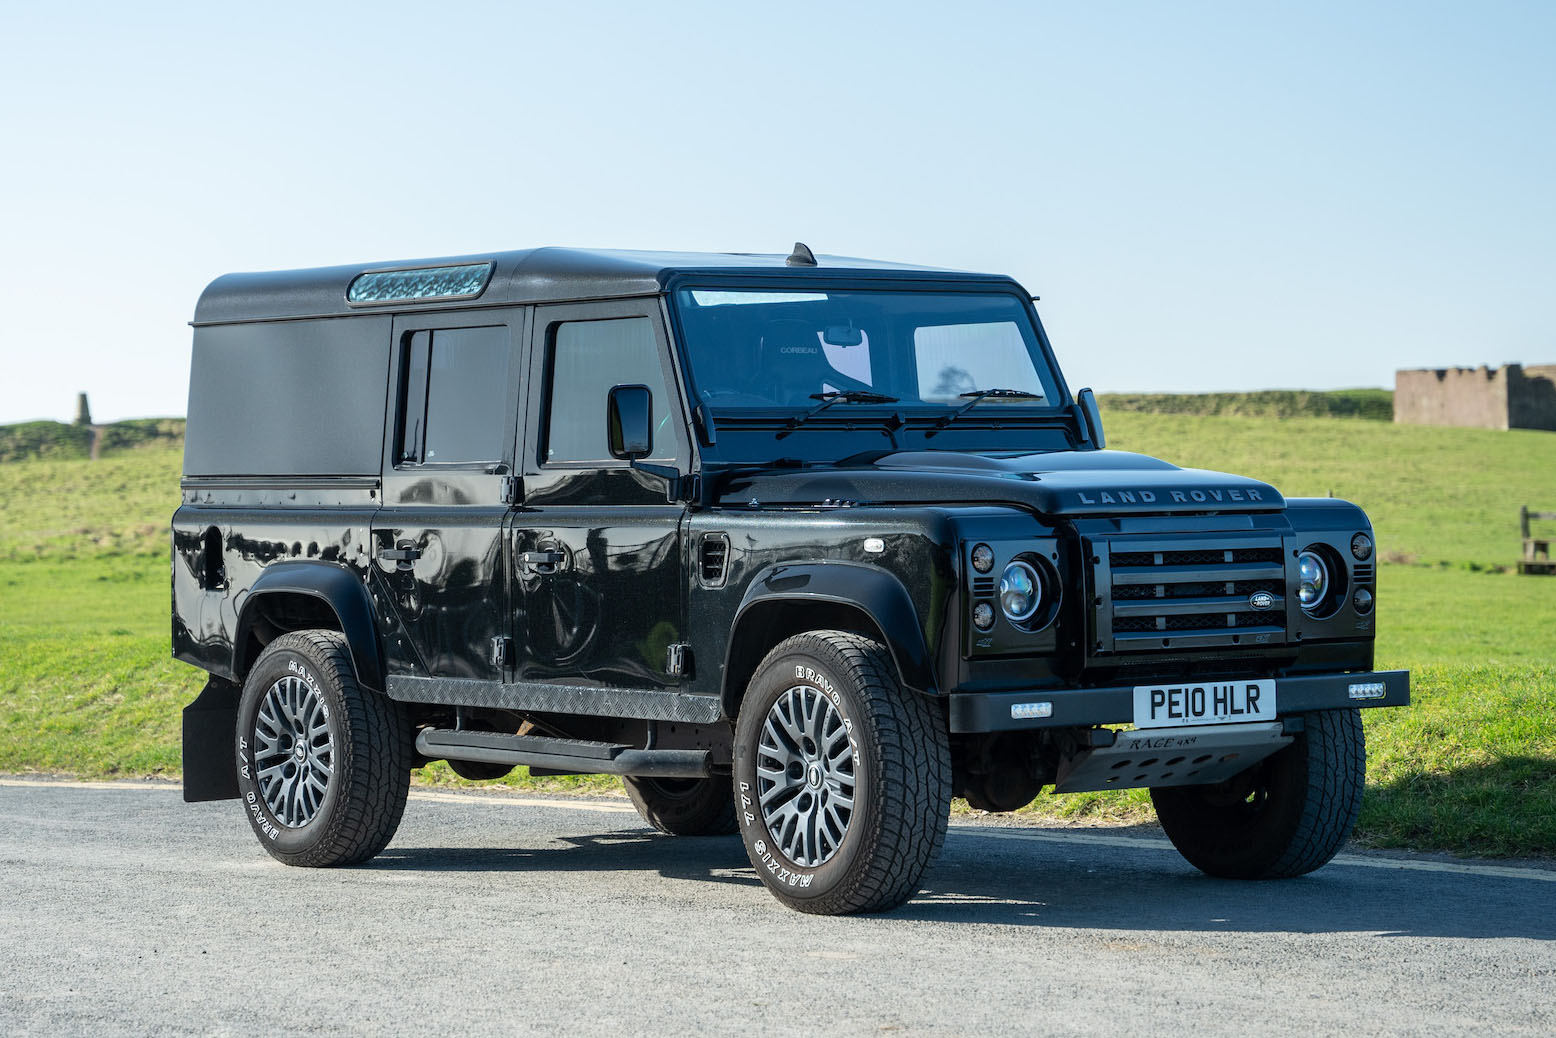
xmin=1113 ymin=610 xmax=1280 ymax=633
xmin=1112 ymin=578 xmax=1282 ymax=600
xmin=1097 ymin=536 xmax=1290 ymax=652
xmin=1110 ymin=547 xmax=1284 ymax=568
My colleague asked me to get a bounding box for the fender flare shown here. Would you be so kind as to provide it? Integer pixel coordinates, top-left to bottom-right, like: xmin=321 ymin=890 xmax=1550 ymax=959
xmin=725 ymin=560 xmax=936 ymax=703
xmin=234 ymin=561 xmax=385 ymax=692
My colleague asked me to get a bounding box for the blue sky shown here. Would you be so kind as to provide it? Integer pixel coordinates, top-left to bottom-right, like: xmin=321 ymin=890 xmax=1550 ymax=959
xmin=2 ymin=1 xmax=1551 ymax=422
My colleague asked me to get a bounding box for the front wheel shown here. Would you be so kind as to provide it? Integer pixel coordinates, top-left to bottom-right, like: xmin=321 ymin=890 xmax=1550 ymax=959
xmin=733 ymin=631 xmax=951 ymax=915
xmin=1151 ymin=709 xmax=1365 ymax=879
xmin=235 ymin=630 xmax=413 ymax=867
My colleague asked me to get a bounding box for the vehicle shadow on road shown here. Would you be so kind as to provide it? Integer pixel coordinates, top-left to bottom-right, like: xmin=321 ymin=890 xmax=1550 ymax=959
xmin=913 ymin=829 xmax=1556 ymax=940
xmin=371 ymin=826 xmax=1554 ymax=941
xmin=373 ymin=830 xmax=761 ymax=891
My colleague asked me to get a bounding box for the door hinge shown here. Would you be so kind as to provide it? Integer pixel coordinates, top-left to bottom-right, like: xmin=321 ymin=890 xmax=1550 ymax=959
xmin=665 ymin=642 xmax=693 ymax=678
xmin=489 ymin=636 xmax=515 ymax=670
xmin=500 ymin=476 xmax=521 ymax=504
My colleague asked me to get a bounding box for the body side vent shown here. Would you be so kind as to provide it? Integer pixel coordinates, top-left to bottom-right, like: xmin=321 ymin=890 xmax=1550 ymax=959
xmin=699 ymin=532 xmax=731 ymax=588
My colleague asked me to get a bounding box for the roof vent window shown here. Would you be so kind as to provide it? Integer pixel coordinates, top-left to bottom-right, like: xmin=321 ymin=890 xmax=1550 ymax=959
xmin=347 ymin=262 xmax=493 ymax=305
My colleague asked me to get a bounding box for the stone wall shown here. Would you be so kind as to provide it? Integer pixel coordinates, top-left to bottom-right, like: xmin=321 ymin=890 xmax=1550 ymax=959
xmin=1394 ymin=364 xmax=1556 ymax=431
xmin=1512 ymin=366 xmax=1556 ymax=431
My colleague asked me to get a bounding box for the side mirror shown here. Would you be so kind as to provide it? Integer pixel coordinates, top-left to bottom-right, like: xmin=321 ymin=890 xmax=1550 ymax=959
xmin=1076 ymin=387 xmax=1106 ymax=449
xmin=607 ymin=384 xmax=653 ymax=460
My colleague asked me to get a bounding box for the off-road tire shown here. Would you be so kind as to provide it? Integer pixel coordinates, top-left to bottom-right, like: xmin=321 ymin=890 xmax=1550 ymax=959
xmin=623 ymin=776 xmax=739 ymax=836
xmin=235 ymin=630 xmax=412 ymax=867
xmin=1151 ymin=709 xmax=1364 ymax=879
xmin=733 ymin=631 xmax=951 ymax=915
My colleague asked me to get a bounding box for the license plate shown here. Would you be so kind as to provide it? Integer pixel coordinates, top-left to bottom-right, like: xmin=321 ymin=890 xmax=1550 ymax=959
xmin=1133 ymin=680 xmax=1277 ymax=729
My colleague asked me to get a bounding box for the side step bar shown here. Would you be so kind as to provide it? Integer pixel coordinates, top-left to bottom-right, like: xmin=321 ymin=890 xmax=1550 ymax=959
xmin=415 ymin=728 xmax=711 ymax=779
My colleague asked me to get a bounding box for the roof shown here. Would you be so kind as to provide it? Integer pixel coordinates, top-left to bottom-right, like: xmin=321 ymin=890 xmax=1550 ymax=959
xmin=191 ymin=246 xmax=1019 ymax=326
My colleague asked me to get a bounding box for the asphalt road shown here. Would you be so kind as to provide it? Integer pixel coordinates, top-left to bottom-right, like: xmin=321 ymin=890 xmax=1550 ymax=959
xmin=1 ymin=780 xmax=1552 ymax=1036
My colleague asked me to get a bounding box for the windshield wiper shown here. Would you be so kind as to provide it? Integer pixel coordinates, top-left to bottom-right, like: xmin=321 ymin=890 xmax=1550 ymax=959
xmin=777 ymin=390 xmax=899 ymax=438
xmin=930 ymin=388 xmax=1045 ymax=434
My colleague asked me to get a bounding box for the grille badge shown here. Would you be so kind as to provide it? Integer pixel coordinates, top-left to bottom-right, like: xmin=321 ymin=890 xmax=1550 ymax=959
xmin=1248 ymin=591 xmax=1276 ymax=611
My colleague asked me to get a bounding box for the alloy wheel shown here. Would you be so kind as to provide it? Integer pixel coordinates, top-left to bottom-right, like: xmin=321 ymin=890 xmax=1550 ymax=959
xmin=755 ymin=685 xmax=856 ymax=867
xmin=253 ymin=675 xmax=334 ymax=827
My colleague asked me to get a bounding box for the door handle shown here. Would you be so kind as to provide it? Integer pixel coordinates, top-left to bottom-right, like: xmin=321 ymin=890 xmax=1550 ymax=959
xmin=378 ymin=546 xmax=422 ymax=568
xmin=521 ymin=550 xmax=565 ymax=575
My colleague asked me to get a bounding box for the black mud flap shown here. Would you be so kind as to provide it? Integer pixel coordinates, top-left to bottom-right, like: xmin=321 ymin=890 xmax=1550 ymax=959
xmin=182 ymin=678 xmax=240 ymax=802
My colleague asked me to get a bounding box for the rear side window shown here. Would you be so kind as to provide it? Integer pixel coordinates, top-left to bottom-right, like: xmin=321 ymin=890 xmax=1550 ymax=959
xmin=184 ymin=317 xmax=390 ymax=477
xmin=545 ymin=317 xmax=674 ymax=463
xmin=397 ymin=326 xmax=510 ymax=466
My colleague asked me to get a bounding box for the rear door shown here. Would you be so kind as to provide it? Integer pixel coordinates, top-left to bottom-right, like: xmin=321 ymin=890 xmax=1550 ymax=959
xmin=372 ymin=308 xmax=526 ymax=681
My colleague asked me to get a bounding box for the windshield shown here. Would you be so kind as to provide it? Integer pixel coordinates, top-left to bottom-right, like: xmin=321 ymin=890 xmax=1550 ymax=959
xmin=672 ymin=287 xmax=1062 ymax=413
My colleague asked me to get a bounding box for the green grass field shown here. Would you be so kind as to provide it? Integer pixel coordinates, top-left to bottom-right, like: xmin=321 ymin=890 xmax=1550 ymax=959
xmin=1 ymin=409 xmax=1553 ymax=857
xmin=1101 ymin=388 xmax=1394 ymax=422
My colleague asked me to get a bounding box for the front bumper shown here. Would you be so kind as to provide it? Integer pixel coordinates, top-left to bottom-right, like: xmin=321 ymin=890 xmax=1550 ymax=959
xmin=946 ymin=669 xmax=1410 ymax=734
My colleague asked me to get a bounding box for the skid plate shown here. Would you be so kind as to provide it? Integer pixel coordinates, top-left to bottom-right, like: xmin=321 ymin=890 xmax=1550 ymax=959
xmin=1053 ymin=721 xmax=1291 ymax=794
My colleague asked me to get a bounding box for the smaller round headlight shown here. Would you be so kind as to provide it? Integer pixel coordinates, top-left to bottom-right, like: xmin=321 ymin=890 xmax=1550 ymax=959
xmin=1351 ymin=532 xmax=1373 ymax=561
xmin=971 ymin=543 xmax=995 ymax=574
xmin=1298 ymin=550 xmax=1330 ymax=612
xmin=1353 ymin=588 xmax=1373 ymax=614
xmin=998 ymin=560 xmax=1042 ymax=624
xmin=972 ymin=602 xmax=996 ymax=630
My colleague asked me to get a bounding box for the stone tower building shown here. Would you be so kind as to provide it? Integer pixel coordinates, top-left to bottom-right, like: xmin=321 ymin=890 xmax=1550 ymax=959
xmin=1394 ymin=364 xmax=1556 ymax=431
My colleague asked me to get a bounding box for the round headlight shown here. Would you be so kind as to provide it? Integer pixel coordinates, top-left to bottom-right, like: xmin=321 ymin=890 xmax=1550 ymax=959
xmin=1297 ymin=550 xmax=1330 ymax=612
xmin=971 ymin=543 xmax=995 ymax=574
xmin=972 ymin=601 xmax=996 ymax=630
xmin=998 ymin=560 xmax=1042 ymax=623
xmin=1351 ymin=532 xmax=1373 ymax=561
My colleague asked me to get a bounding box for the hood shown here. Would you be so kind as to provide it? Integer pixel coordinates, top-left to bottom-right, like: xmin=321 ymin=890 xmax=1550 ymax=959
xmin=715 ymin=449 xmax=1284 ymax=516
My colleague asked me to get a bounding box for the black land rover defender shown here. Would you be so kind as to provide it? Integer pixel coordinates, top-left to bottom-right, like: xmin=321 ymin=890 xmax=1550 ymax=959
xmin=174 ymin=245 xmax=1408 ymax=914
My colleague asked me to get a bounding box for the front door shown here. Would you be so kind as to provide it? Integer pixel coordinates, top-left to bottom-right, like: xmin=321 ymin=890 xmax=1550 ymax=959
xmin=515 ymin=299 xmax=690 ymax=691
xmin=372 ymin=308 xmax=525 ymax=682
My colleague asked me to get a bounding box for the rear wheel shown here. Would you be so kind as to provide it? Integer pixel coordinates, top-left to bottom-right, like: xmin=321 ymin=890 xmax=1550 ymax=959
xmin=1151 ymin=709 xmax=1364 ymax=879
xmin=733 ymin=631 xmax=950 ymax=915
xmin=623 ymin=776 xmax=738 ymax=836
xmin=235 ymin=630 xmax=412 ymax=867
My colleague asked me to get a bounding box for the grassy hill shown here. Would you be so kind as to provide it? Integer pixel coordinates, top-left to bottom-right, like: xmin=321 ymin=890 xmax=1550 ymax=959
xmin=0 ymin=418 xmax=185 ymax=463
xmin=1107 ymin=410 xmax=1549 ymax=570
xmin=1 ymin=408 xmax=1553 ymax=857
xmin=1101 ymin=388 xmax=1394 ymax=421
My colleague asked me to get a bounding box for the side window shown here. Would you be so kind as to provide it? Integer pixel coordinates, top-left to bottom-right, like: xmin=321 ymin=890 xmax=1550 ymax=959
xmin=396 ymin=326 xmax=511 ymax=466
xmin=545 ymin=317 xmax=675 ymax=463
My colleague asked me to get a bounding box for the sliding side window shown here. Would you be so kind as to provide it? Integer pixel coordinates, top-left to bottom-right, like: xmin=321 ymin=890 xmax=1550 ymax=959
xmin=396 ymin=326 xmax=510 ymax=466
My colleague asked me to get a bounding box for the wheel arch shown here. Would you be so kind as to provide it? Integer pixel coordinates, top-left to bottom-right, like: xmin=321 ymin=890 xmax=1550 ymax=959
xmin=721 ymin=561 xmax=936 ymax=719
xmin=233 ymin=562 xmax=385 ymax=692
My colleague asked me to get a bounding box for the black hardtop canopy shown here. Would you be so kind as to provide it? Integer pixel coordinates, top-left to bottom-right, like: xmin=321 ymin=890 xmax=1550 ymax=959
xmin=192 ymin=246 xmax=1026 ymax=326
